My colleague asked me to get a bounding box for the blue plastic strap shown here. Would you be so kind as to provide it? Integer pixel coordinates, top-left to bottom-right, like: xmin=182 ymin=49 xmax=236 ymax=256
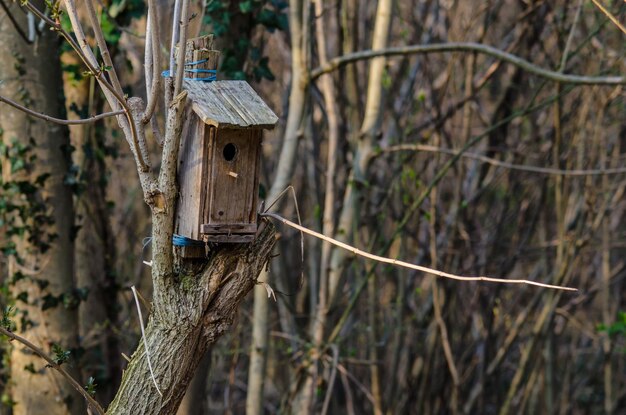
xmin=161 ymin=68 xmax=217 ymax=82
xmin=184 ymin=59 xmax=208 ymax=66
xmin=172 ymin=234 xmax=205 ymax=247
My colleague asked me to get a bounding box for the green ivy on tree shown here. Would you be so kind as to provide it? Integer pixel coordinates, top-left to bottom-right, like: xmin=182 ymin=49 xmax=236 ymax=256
xmin=204 ymin=0 xmax=287 ymax=81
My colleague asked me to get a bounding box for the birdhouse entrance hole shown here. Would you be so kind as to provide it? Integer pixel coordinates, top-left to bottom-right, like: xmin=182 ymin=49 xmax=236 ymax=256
xmin=223 ymin=143 xmax=237 ymax=161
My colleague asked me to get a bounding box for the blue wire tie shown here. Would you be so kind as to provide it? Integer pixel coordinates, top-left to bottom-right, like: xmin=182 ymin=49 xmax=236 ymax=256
xmin=172 ymin=234 xmax=205 ymax=247
xmin=162 ymin=59 xmax=217 ymax=82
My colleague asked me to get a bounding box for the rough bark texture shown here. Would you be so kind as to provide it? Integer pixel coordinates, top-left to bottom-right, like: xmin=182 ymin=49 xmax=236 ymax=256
xmin=106 ymin=223 xmax=276 ymax=415
xmin=0 ymin=3 xmax=81 ymax=414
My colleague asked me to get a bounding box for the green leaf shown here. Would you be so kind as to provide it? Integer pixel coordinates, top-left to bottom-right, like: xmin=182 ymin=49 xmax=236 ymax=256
xmin=100 ymin=14 xmax=121 ymax=45
xmin=239 ymin=0 xmax=252 ymax=13
xmin=51 ymin=344 xmax=71 ymax=365
xmin=85 ymin=377 xmax=97 ymax=397
xmin=41 ymin=294 xmax=59 ymax=311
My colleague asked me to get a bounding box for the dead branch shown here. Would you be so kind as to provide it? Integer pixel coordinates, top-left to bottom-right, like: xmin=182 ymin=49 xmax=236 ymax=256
xmin=261 ymin=212 xmax=578 ymax=291
xmin=310 ymin=43 xmax=626 ymax=85
xmin=379 ymin=143 xmax=626 ymax=176
xmin=0 ymin=94 xmax=124 ymax=125
xmin=0 ymin=327 xmax=105 ymax=415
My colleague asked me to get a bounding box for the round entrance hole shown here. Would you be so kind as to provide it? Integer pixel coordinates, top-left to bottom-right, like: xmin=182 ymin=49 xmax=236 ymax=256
xmin=223 ymin=143 xmax=237 ymax=161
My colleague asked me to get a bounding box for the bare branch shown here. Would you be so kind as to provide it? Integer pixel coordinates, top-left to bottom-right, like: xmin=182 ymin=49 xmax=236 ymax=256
xmin=261 ymin=212 xmax=578 ymax=292
xmin=310 ymin=43 xmax=626 ymax=85
xmin=0 ymin=94 xmax=124 ymax=125
xmin=173 ymin=0 xmax=190 ymax=97
xmin=158 ymin=90 xmax=188 ymax=192
xmin=83 ymin=0 xmax=124 ymax=95
xmin=380 ymin=143 xmax=626 ymax=176
xmin=590 ymin=0 xmax=626 ymax=35
xmin=142 ymin=0 xmax=162 ymax=125
xmin=21 ymin=0 xmax=149 ymax=171
xmin=0 ymin=327 xmax=105 ymax=415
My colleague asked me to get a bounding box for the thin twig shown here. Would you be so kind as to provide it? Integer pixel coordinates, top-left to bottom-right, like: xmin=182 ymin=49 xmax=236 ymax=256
xmin=264 ymin=186 xmax=305 ymax=287
xmin=321 ymin=345 xmax=339 ymax=415
xmin=261 ymin=212 xmax=578 ymax=291
xmin=0 ymin=94 xmax=123 ymax=125
xmin=590 ymin=0 xmax=626 ymax=35
xmin=0 ymin=327 xmax=105 ymax=415
xmin=310 ymin=43 xmax=626 ymax=85
xmin=380 ymin=143 xmax=626 ymax=176
xmin=83 ymin=0 xmax=123 ymax=95
xmin=21 ymin=0 xmax=148 ymax=171
xmin=131 ymin=286 xmax=163 ymax=397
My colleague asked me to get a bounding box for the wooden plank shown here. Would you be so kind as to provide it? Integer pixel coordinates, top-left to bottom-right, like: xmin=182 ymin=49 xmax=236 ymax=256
xmin=175 ymin=111 xmax=207 ymax=240
xmin=205 ymin=234 xmax=255 ymax=243
xmin=203 ymin=129 xmax=260 ymax=227
xmin=184 ymin=81 xmax=278 ymax=129
xmin=201 ymin=223 xmax=257 ymax=234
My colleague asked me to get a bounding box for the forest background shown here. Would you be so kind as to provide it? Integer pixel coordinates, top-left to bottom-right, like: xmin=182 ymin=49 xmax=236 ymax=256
xmin=0 ymin=0 xmax=625 ymax=414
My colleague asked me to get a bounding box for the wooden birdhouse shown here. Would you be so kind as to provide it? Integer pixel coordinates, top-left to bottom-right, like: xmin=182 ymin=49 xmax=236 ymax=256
xmin=175 ymin=79 xmax=278 ymax=255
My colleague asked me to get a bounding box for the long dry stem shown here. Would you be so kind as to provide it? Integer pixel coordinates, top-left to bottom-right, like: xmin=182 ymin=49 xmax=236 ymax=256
xmin=261 ymin=213 xmax=578 ymax=291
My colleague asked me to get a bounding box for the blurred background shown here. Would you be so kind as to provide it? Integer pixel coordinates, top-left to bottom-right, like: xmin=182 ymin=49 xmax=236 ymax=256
xmin=1 ymin=0 xmax=625 ymax=414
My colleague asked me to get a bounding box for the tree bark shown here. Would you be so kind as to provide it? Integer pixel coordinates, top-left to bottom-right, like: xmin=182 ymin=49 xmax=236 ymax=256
xmin=0 ymin=3 xmax=81 ymax=414
xmin=106 ymin=223 xmax=276 ymax=415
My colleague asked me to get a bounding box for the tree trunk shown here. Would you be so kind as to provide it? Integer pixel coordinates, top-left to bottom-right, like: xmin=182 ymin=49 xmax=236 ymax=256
xmin=106 ymin=224 xmax=276 ymax=415
xmin=246 ymin=0 xmax=310 ymax=413
xmin=0 ymin=3 xmax=81 ymax=414
xmin=61 ymin=50 xmax=121 ymax=406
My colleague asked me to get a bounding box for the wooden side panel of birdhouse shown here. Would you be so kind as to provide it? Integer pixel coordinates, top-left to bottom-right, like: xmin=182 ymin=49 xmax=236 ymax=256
xmin=202 ymin=128 xmax=261 ymax=239
xmin=176 ymin=111 xmax=209 ymax=241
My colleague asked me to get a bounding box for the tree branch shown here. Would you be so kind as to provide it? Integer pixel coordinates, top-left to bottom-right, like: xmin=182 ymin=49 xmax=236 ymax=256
xmin=83 ymin=0 xmax=124 ymax=95
xmin=261 ymin=212 xmax=578 ymax=291
xmin=310 ymin=42 xmax=626 ymax=85
xmin=18 ymin=0 xmax=148 ymax=171
xmin=590 ymin=0 xmax=626 ymax=35
xmin=141 ymin=0 xmax=162 ymax=125
xmin=0 ymin=94 xmax=124 ymax=125
xmin=0 ymin=327 xmax=105 ymax=415
xmin=379 ymin=143 xmax=626 ymax=176
xmin=173 ymin=0 xmax=190 ymax=97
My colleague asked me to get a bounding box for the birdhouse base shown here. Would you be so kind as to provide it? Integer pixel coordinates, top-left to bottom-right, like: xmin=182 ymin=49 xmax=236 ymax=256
xmin=204 ymin=234 xmax=255 ymax=243
xmin=201 ymin=223 xmax=257 ymax=243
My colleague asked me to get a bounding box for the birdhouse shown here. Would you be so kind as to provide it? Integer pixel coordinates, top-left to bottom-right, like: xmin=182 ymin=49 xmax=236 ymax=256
xmin=175 ymin=79 xmax=278 ymax=254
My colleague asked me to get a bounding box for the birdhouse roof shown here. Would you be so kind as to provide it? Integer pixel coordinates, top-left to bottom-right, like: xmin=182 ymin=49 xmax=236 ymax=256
xmin=184 ymin=80 xmax=278 ymax=129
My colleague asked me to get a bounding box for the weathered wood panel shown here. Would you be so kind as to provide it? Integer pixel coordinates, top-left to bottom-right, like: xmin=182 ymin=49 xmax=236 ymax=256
xmin=203 ymin=129 xmax=261 ymax=230
xmin=184 ymin=81 xmax=278 ymax=129
xmin=175 ymin=110 xmax=209 ymax=240
xmin=201 ymin=223 xmax=257 ymax=234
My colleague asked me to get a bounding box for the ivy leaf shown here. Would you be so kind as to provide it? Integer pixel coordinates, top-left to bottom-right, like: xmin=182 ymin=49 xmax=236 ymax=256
xmin=100 ymin=14 xmax=121 ymax=45
xmin=24 ymin=363 xmax=37 ymax=373
xmin=1 ymin=306 xmax=15 ymax=331
xmin=41 ymin=294 xmax=59 ymax=311
xmin=239 ymin=0 xmax=252 ymax=13
xmin=252 ymin=57 xmax=275 ymax=81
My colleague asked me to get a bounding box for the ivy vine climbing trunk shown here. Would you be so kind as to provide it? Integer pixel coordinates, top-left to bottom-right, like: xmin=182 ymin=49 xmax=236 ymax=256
xmin=0 ymin=3 xmax=82 ymax=414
